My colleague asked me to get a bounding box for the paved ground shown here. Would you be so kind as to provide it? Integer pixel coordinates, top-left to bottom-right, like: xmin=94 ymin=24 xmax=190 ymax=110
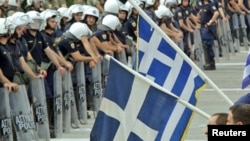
xmin=51 ymin=47 xmax=249 ymax=141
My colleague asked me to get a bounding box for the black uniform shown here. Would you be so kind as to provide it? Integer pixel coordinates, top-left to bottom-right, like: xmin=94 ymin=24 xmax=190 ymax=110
xmin=175 ymin=5 xmax=192 ymax=56
xmin=124 ymin=15 xmax=138 ymax=42
xmin=0 ymin=43 xmax=15 ymax=84
xmin=23 ymin=30 xmax=53 ymax=98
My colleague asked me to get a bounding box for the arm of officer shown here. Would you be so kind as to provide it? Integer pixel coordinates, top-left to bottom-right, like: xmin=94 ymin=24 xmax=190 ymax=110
xmin=229 ymin=0 xmax=245 ymax=14
xmin=19 ymin=57 xmax=42 ymax=79
xmin=81 ymin=36 xmax=100 ymax=63
xmin=56 ymin=52 xmax=74 ymax=72
xmin=70 ymin=51 xmax=95 ymax=62
xmin=189 ymin=13 xmax=200 ymax=28
xmin=169 ymin=23 xmax=183 ymax=41
xmin=0 ymin=69 xmax=18 ymax=92
xmin=238 ymin=0 xmax=250 ymax=14
xmin=112 ymin=33 xmax=129 ymax=49
xmin=187 ymin=17 xmax=196 ymax=29
xmin=207 ymin=10 xmax=220 ymax=26
xmin=44 ymin=47 xmax=65 ymax=75
xmin=160 ymin=23 xmax=179 ymax=40
xmin=218 ymin=7 xmax=227 ymax=20
xmin=179 ymin=18 xmax=194 ymax=32
xmin=89 ymin=36 xmax=114 ymax=55
xmin=26 ymin=52 xmax=47 ymax=77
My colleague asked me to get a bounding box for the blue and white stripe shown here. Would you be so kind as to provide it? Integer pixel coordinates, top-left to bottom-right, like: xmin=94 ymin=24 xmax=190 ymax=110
xmin=242 ymin=51 xmax=250 ymax=89
xmin=90 ymin=58 xmax=178 ymax=141
xmin=137 ymin=15 xmax=206 ymax=141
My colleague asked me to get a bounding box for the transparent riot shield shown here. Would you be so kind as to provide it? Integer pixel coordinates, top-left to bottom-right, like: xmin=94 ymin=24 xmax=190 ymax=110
xmin=9 ymin=85 xmax=38 ymax=141
xmin=239 ymin=14 xmax=249 ymax=51
xmin=218 ymin=18 xmax=230 ymax=60
xmin=213 ymin=40 xmax=219 ymax=62
xmin=125 ymin=36 xmax=134 ymax=68
xmin=76 ymin=62 xmax=88 ymax=124
xmin=102 ymin=57 xmax=110 ymax=90
xmin=193 ymin=29 xmax=205 ymax=69
xmin=53 ymin=70 xmax=63 ymax=138
xmin=0 ymin=88 xmax=13 ymax=141
xmin=117 ymin=49 xmax=127 ymax=65
xmin=30 ymin=79 xmax=50 ymax=140
xmin=232 ymin=13 xmax=240 ymax=52
xmin=177 ymin=40 xmax=184 ymax=52
xmin=69 ymin=73 xmax=80 ymax=129
xmin=92 ymin=62 xmax=103 ymax=118
xmin=62 ymin=71 xmax=71 ymax=133
xmin=225 ymin=20 xmax=235 ymax=55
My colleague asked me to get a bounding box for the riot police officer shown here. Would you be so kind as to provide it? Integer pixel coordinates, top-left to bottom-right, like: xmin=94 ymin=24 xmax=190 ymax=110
xmin=144 ymin=0 xmax=160 ymax=23
xmin=199 ymin=0 xmax=219 ymax=70
xmin=175 ymin=0 xmax=194 ymax=56
xmin=63 ymin=4 xmax=84 ymax=32
xmin=82 ymin=6 xmax=100 ymax=32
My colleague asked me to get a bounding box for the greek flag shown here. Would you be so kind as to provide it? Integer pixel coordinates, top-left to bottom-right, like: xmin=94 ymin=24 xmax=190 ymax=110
xmin=90 ymin=57 xmax=178 ymax=141
xmin=137 ymin=15 xmax=206 ymax=140
xmin=242 ymin=51 xmax=250 ymax=89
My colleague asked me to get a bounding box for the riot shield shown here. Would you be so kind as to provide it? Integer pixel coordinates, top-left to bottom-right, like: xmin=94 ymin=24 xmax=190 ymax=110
xmin=232 ymin=13 xmax=240 ymax=52
xmin=0 ymin=88 xmax=13 ymax=141
xmin=213 ymin=40 xmax=219 ymax=62
xmin=102 ymin=58 xmax=110 ymax=89
xmin=117 ymin=49 xmax=127 ymax=65
xmin=224 ymin=20 xmax=235 ymax=55
xmin=193 ymin=29 xmax=205 ymax=69
xmin=53 ymin=70 xmax=63 ymax=138
xmin=177 ymin=40 xmax=184 ymax=52
xmin=9 ymin=85 xmax=38 ymax=141
xmin=76 ymin=62 xmax=88 ymax=124
xmin=246 ymin=14 xmax=250 ymax=28
xmin=62 ymin=71 xmax=71 ymax=133
xmin=69 ymin=73 xmax=80 ymax=129
xmin=218 ymin=18 xmax=230 ymax=60
xmin=30 ymin=78 xmax=50 ymax=140
xmin=92 ymin=62 xmax=103 ymax=118
xmin=239 ymin=14 xmax=249 ymax=51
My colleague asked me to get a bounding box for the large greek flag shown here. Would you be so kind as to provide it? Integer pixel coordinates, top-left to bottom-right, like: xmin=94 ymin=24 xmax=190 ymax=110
xmin=137 ymin=15 xmax=206 ymax=140
xmin=242 ymin=51 xmax=250 ymax=89
xmin=90 ymin=57 xmax=178 ymax=141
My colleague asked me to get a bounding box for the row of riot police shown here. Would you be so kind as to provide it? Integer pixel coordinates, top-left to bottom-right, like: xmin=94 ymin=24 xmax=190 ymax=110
xmin=1 ymin=0 xmax=250 ymax=140
xmin=157 ymin=0 xmax=250 ymax=70
xmin=0 ymin=0 xmax=137 ymax=140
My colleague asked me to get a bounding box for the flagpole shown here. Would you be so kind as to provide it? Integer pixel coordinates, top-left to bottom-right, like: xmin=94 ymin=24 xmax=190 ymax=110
xmin=105 ymin=55 xmax=210 ymax=119
xmin=128 ymin=0 xmax=234 ymax=106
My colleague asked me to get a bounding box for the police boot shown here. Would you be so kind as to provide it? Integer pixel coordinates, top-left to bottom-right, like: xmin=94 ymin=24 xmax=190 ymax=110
xmin=203 ymin=44 xmax=210 ymax=65
xmin=203 ymin=60 xmax=216 ymax=70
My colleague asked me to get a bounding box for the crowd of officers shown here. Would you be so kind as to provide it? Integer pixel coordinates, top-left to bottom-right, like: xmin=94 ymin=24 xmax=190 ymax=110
xmin=0 ymin=0 xmax=249 ymax=139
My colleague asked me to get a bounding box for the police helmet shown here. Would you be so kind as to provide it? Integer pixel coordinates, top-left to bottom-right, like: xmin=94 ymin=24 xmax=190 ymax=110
xmin=69 ymin=22 xmax=92 ymax=40
xmin=125 ymin=0 xmax=143 ymax=17
xmin=57 ymin=7 xmax=69 ymax=18
xmin=67 ymin=4 xmax=84 ymax=21
xmin=119 ymin=2 xmax=129 ymax=12
xmin=7 ymin=14 xmax=32 ymax=33
xmin=98 ymin=14 xmax=121 ymax=31
xmin=0 ymin=18 xmax=11 ymax=36
xmin=40 ymin=9 xmax=60 ymax=30
xmin=12 ymin=12 xmax=34 ymax=25
xmin=155 ymin=5 xmax=173 ymax=19
xmin=82 ymin=6 xmax=99 ymax=21
xmin=26 ymin=10 xmax=43 ymax=30
xmin=104 ymin=0 xmax=120 ymax=14
xmin=145 ymin=0 xmax=155 ymax=7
